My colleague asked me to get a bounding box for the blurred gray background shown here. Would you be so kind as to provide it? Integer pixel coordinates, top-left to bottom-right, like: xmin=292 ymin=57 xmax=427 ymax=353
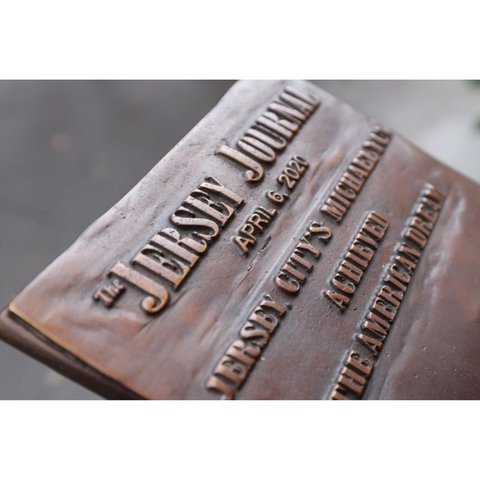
xmin=0 ymin=81 xmax=479 ymax=400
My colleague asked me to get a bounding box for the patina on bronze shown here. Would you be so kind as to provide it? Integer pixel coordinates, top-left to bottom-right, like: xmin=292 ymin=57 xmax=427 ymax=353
xmin=1 ymin=80 xmax=479 ymax=400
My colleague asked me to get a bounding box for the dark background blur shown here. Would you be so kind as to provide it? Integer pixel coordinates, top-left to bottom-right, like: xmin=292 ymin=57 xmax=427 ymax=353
xmin=0 ymin=80 xmax=479 ymax=399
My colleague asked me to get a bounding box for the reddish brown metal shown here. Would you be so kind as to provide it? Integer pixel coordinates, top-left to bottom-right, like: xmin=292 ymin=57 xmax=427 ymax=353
xmin=1 ymin=80 xmax=479 ymax=399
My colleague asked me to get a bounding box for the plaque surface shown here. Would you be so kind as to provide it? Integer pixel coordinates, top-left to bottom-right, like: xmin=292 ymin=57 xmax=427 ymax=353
xmin=1 ymin=80 xmax=480 ymax=399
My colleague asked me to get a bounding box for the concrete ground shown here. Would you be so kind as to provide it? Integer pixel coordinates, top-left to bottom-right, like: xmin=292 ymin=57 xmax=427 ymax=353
xmin=0 ymin=80 xmax=478 ymax=399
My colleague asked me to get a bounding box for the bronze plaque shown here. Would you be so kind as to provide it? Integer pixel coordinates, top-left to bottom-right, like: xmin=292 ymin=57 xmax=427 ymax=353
xmin=1 ymin=80 xmax=480 ymax=399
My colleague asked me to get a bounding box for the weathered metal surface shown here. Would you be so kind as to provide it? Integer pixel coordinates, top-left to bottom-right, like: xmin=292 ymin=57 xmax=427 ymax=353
xmin=1 ymin=80 xmax=479 ymax=399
